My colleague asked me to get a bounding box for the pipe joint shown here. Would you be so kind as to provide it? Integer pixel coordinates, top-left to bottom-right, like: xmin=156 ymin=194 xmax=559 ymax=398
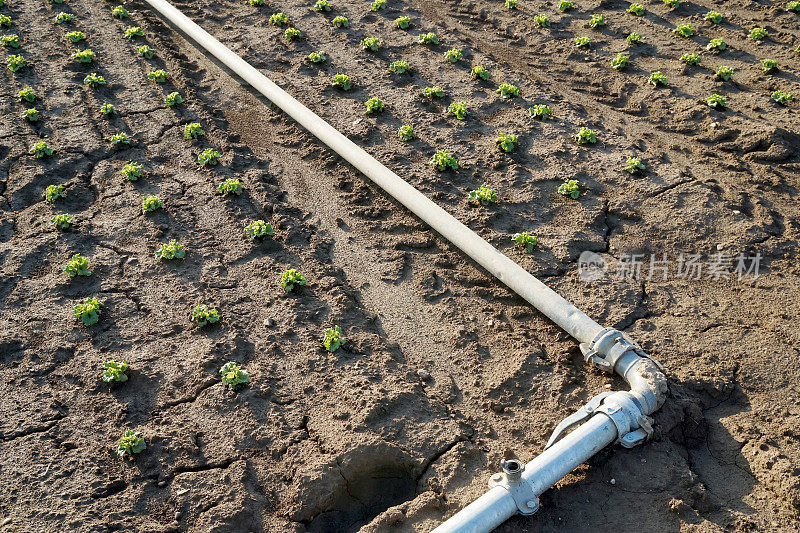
xmin=581 ymin=327 xmax=656 ymax=373
xmin=596 ymin=391 xmax=655 ymax=449
xmin=488 ymin=460 xmax=540 ymax=516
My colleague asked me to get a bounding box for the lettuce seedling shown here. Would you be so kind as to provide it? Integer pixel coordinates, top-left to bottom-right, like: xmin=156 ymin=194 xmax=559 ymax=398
xmin=6 ymin=53 xmax=24 ymax=72
xmin=164 ymin=92 xmax=183 ymax=106
xmin=284 ymin=27 xmax=301 ymax=40
xmin=761 ymin=59 xmax=777 ymax=73
xmin=137 ymin=45 xmax=154 ymax=58
xmin=749 ymin=27 xmax=767 ymax=40
xmin=505 ymin=0 xmax=518 ymax=8
xmin=558 ymin=0 xmax=574 ymax=11
xmin=360 ymin=36 xmax=380 ymax=51
xmin=1 ymin=33 xmax=19 ymax=48
xmin=124 ymin=26 xmax=144 ymax=39
xmin=574 ymin=127 xmax=597 ymax=144
xmin=624 ymin=156 xmax=646 ymax=174
xmin=575 ymin=36 xmax=591 ymax=48
xmin=55 ymin=12 xmax=74 ymax=24
xmin=771 ymin=90 xmax=792 ymax=105
xmin=102 ymin=360 xmax=128 ymax=383
xmin=84 ymin=72 xmax=107 ymax=87
xmin=45 ymin=184 xmax=65 ymax=202
xmin=449 ymin=101 xmax=468 ymax=119
xmin=331 ymin=15 xmax=349 ymax=27
xmin=471 ymin=65 xmax=489 ymax=80
xmin=116 ymin=430 xmax=145 ymax=457
xmin=495 ymin=132 xmax=517 ymax=152
xmin=250 ymin=0 xmax=264 ymax=5
xmin=21 ymin=107 xmax=38 ymax=121
xmin=142 ymin=195 xmax=164 ymax=213
xmin=627 ymin=3 xmax=645 ymax=15
xmin=705 ymin=10 xmax=722 ymax=23
xmin=418 ymin=32 xmax=438 ymax=44
xmin=121 ymin=161 xmax=143 ymax=181
xmin=72 ymin=49 xmax=95 ymax=63
xmin=395 ymin=16 xmax=410 ymax=29
xmin=31 ymin=141 xmax=53 ymax=158
xmin=716 ymin=65 xmax=733 ymax=81
xmin=469 ymin=184 xmax=497 ymax=206
xmin=0 ymin=15 xmax=10 ymax=27
xmin=423 ymin=85 xmax=444 ymax=97
xmin=496 ymin=83 xmax=519 ymax=98
xmin=364 ymin=96 xmax=384 ymax=114
xmin=680 ymin=52 xmax=700 ymax=65
xmin=322 ymin=325 xmax=345 ymax=352
xmin=112 ymin=5 xmax=129 ymax=18
xmin=50 ymin=213 xmax=73 ymax=230
xmin=534 ymin=14 xmax=549 ymax=27
xmin=706 ymin=38 xmax=726 ymax=51
xmin=147 ymin=69 xmax=167 ymax=83
xmin=788 ymin=1 xmax=800 ymax=11
xmin=184 ymin=122 xmax=204 ymax=139
xmin=332 ymin=73 xmax=352 ymax=90
xmin=219 ymin=362 xmax=249 ymax=390
xmin=74 ymin=297 xmax=102 ymax=326
xmin=529 ymin=104 xmax=551 ymax=119
xmin=558 ymin=179 xmax=581 ymax=199
xmin=611 ymin=53 xmax=629 ymax=70
xmin=398 ymin=124 xmax=414 ymax=141
xmin=648 ymin=71 xmax=667 ymax=86
xmin=269 ymin=12 xmax=288 ymax=26
xmin=663 ymin=0 xmax=679 ymax=8
xmin=191 ymin=304 xmax=220 ymax=327
xmin=198 ymin=148 xmax=221 ymax=167
xmin=63 ymin=253 xmax=91 ymax=277
xmin=66 ymin=30 xmax=85 ymax=43
xmin=627 ymin=32 xmax=642 ymax=44
xmin=370 ymin=0 xmax=386 ymax=10
xmin=444 ymin=48 xmax=462 ymax=63
xmin=429 ymin=149 xmax=458 ymax=171
xmin=100 ymin=102 xmax=115 ymax=116
xmin=674 ymin=23 xmax=693 ymax=38
xmin=307 ymin=50 xmax=326 ymax=63
xmin=389 ymin=59 xmax=410 ymax=74
xmin=245 ymin=219 xmax=274 ymax=240
xmin=17 ymin=86 xmax=36 ymax=102
xmin=706 ymin=93 xmax=727 ymax=109
xmin=111 ymin=132 xmax=130 ymax=146
xmin=155 ymin=239 xmax=185 ymax=260
xmin=280 ymin=268 xmax=307 ymax=292
xmin=218 ymin=178 xmax=243 ymax=196
xmin=314 ymin=0 xmax=330 ymax=12
xmin=589 ymin=14 xmax=606 ymax=28
xmin=512 ymin=231 xmax=538 ymax=253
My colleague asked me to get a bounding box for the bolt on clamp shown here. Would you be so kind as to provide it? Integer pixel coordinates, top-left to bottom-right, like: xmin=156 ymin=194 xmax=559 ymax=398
xmin=488 ymin=460 xmax=540 ymax=515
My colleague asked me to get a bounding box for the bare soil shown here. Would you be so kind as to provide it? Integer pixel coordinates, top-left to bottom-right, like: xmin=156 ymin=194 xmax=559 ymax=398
xmin=1 ymin=0 xmax=800 ymax=531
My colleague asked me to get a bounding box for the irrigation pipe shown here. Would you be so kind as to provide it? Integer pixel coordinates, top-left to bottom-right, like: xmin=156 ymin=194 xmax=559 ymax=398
xmin=141 ymin=1 xmax=668 ymax=530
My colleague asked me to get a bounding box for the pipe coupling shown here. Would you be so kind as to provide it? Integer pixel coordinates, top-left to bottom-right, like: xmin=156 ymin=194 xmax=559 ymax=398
xmin=488 ymin=460 xmax=540 ymax=516
xmin=596 ymin=391 xmax=654 ymax=448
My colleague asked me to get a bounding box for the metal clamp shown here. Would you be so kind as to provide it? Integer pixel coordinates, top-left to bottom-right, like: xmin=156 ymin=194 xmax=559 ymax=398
xmin=544 ymin=392 xmax=612 ymax=449
xmin=580 ymin=327 xmax=665 ymax=374
xmin=488 ymin=460 xmax=540 ymax=515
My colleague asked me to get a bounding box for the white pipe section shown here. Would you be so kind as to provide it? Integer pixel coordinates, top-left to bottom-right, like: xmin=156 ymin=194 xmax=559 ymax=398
xmin=142 ymin=0 xmax=604 ymax=345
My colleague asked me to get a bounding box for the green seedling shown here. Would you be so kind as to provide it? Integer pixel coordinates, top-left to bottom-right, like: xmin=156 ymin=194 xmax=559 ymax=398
xmin=142 ymin=195 xmax=164 ymax=213
xmin=674 ymin=23 xmax=693 ymax=38
xmin=116 ymin=430 xmax=145 ymax=457
xmin=147 ymin=69 xmax=167 ymax=83
xmin=332 ymin=73 xmax=352 ymax=90
xmin=65 ymin=30 xmax=85 ymax=43
xmin=429 ymin=149 xmax=458 ymax=171
xmin=84 ymin=72 xmax=107 ymax=87
xmin=398 ymin=124 xmax=414 ymax=141
xmin=423 ymin=85 xmax=444 ymax=97
xmin=512 ymin=231 xmax=538 ymax=253
xmin=17 ymin=86 xmax=36 ymax=102
xmin=705 ymin=10 xmax=722 ymax=23
xmin=469 ymin=184 xmax=497 ymax=206
xmin=184 ymin=122 xmax=204 ymax=139
xmin=250 ymin=0 xmax=264 ymax=5
xmin=574 ymin=126 xmax=597 ymax=144
xmin=245 ymin=219 xmax=274 ymax=240
xmin=575 ymin=35 xmax=591 ymax=48
xmin=164 ymin=92 xmax=183 ymax=106
xmin=111 ymin=132 xmax=130 ymax=146
xmin=269 ymin=12 xmax=288 ymax=25
xmin=706 ymin=93 xmax=727 ymax=109
xmin=396 ymin=16 xmax=410 ymax=29
xmin=663 ymin=0 xmax=679 ymax=8
xmin=280 ymin=268 xmax=307 ymax=292
xmin=285 ymin=27 xmax=301 ymax=40
xmin=322 ymin=325 xmax=345 ymax=352
xmin=331 ymin=15 xmax=349 ymax=27
xmin=749 ymin=27 xmax=767 ymax=40
xmin=364 ymin=96 xmax=384 ymax=114
xmin=307 ymin=50 xmax=326 ymax=63
xmin=198 ymin=148 xmax=221 ymax=167
xmin=314 ymin=0 xmax=330 ymax=12
xmin=112 ymin=5 xmax=129 ymax=18
xmin=680 ymin=52 xmax=700 ymax=65
xmin=360 ymin=36 xmax=380 ymax=51
xmin=771 ymin=90 xmax=793 ymax=105
xmin=6 ymin=53 xmax=24 ymax=71
xmin=611 ymin=53 xmax=629 ymax=70
xmin=1 ymin=33 xmax=19 ymax=48
xmin=45 ymin=184 xmax=65 ymax=202
xmin=137 ymin=45 xmax=154 ymax=58
xmin=218 ymin=178 xmax=243 ymax=196
xmin=63 ymin=253 xmax=91 ymax=277
xmin=124 ymin=26 xmax=144 ymax=38
xmin=558 ymin=0 xmax=574 ymax=11
xmin=495 ymin=132 xmax=517 ymax=152
xmin=558 ymin=179 xmax=581 ymax=199
xmin=444 ymin=48 xmax=462 ymax=63
xmin=100 ymin=102 xmax=115 ymax=115
xmin=706 ymin=38 xmax=726 ymax=51
xmin=121 ymin=161 xmax=143 ymax=181
xmin=417 ymin=32 xmax=438 ymax=44
xmin=191 ymin=304 xmax=220 ymax=327
xmin=51 ymin=213 xmax=73 ymax=230
xmin=389 ymin=59 xmax=410 ymax=74
xmin=648 ymin=71 xmax=667 ymax=86
xmin=534 ymin=14 xmax=549 ymax=27
xmin=624 ymin=156 xmax=646 ymax=174
xmin=21 ymin=107 xmax=38 ymax=121
xmin=496 ymin=82 xmax=519 ymax=98
xmin=716 ymin=65 xmax=734 ymax=81
xmin=761 ymin=59 xmax=777 ymax=73
xmin=529 ymin=104 xmax=551 ymax=119
xmin=505 ymin=0 xmax=518 ymax=8
xmin=627 ymin=3 xmax=645 ymax=15
xmin=219 ymin=362 xmax=249 ymax=390
xmin=73 ymin=297 xmax=102 ymax=326
xmin=0 ymin=15 xmax=10 ymax=27
xmin=589 ymin=14 xmax=606 ymax=28
xmin=31 ymin=141 xmax=53 ymax=158
xmin=155 ymin=239 xmax=186 ymax=260
xmin=627 ymin=32 xmax=641 ymax=44
xmin=449 ymin=101 xmax=468 ymax=119
xmin=471 ymin=65 xmax=489 ymax=80
xmin=788 ymin=1 xmax=800 ymax=11
xmin=102 ymin=360 xmax=128 ymax=383
xmin=55 ymin=12 xmax=75 ymax=24
xmin=72 ymin=49 xmax=95 ymax=63
xmin=370 ymin=0 xmax=386 ymax=10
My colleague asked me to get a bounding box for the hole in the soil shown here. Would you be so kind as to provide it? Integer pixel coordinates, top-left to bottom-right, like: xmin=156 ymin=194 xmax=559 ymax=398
xmin=306 ymin=462 xmax=417 ymax=533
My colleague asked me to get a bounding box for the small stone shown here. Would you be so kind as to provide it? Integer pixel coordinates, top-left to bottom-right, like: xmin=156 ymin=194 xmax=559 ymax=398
xmin=417 ymin=369 xmax=430 ymax=380
xmin=604 ymin=384 xmax=612 ymax=389
xmin=610 ymin=478 xmax=616 ymax=485
xmin=716 ymin=244 xmax=724 ymax=251
xmin=263 ymin=318 xmax=275 ymax=327
xmin=174 ymin=511 xmax=181 ymax=520
xmin=157 ymin=480 xmax=167 ymax=487
xmin=732 ymin=210 xmax=741 ymax=215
